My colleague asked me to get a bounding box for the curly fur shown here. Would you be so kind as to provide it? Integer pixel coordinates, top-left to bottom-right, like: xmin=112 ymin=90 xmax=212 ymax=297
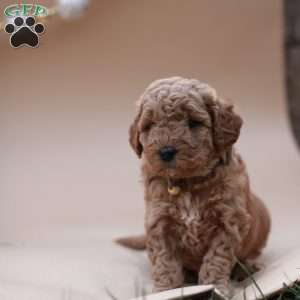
xmin=118 ymin=77 xmax=270 ymax=297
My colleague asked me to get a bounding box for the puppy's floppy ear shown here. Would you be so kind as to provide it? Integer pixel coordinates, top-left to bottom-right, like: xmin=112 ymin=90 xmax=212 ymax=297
xmin=206 ymin=98 xmax=243 ymax=152
xmin=129 ymin=103 xmax=143 ymax=158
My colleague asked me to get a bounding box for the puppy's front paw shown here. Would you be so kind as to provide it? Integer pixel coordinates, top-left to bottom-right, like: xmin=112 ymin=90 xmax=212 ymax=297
xmin=199 ymin=277 xmax=233 ymax=299
xmin=215 ymin=283 xmax=233 ymax=300
xmin=153 ymin=286 xmax=167 ymax=293
xmin=152 ymin=284 xmax=181 ymax=294
xmin=152 ymin=276 xmax=184 ymax=294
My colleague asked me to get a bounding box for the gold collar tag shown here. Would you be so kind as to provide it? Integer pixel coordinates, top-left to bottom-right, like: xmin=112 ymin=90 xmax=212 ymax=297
xmin=167 ymin=185 xmax=181 ymax=196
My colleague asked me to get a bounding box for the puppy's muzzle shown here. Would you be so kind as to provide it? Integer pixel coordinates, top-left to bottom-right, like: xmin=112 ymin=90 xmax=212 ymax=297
xmin=159 ymin=146 xmax=177 ymax=162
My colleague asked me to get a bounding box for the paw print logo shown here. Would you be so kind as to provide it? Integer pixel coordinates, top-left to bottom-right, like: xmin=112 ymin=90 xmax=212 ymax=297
xmin=5 ymin=16 xmax=45 ymax=48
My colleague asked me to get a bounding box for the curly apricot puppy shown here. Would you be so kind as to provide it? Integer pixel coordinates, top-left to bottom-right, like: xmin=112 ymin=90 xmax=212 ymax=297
xmin=119 ymin=77 xmax=270 ymax=297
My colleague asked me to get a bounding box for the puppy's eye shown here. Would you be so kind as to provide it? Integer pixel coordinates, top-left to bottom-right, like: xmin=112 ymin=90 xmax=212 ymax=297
xmin=188 ymin=119 xmax=202 ymax=129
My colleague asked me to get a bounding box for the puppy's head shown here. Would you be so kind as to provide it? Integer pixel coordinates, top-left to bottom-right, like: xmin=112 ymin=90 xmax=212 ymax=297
xmin=129 ymin=77 xmax=242 ymax=178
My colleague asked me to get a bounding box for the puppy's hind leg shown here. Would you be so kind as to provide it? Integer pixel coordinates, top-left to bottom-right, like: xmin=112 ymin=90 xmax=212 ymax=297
xmin=231 ymin=258 xmax=264 ymax=282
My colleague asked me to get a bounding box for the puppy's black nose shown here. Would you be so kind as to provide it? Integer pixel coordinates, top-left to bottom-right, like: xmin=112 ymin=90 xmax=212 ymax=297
xmin=159 ymin=146 xmax=177 ymax=162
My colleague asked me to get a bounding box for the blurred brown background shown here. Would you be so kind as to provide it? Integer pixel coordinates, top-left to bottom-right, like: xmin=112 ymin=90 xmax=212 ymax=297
xmin=0 ymin=0 xmax=298 ymax=255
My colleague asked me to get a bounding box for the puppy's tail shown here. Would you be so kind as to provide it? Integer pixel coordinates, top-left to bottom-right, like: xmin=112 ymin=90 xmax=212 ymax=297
xmin=115 ymin=235 xmax=146 ymax=251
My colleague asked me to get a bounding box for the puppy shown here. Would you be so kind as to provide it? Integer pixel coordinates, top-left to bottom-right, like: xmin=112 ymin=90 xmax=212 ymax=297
xmin=118 ymin=77 xmax=270 ymax=297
